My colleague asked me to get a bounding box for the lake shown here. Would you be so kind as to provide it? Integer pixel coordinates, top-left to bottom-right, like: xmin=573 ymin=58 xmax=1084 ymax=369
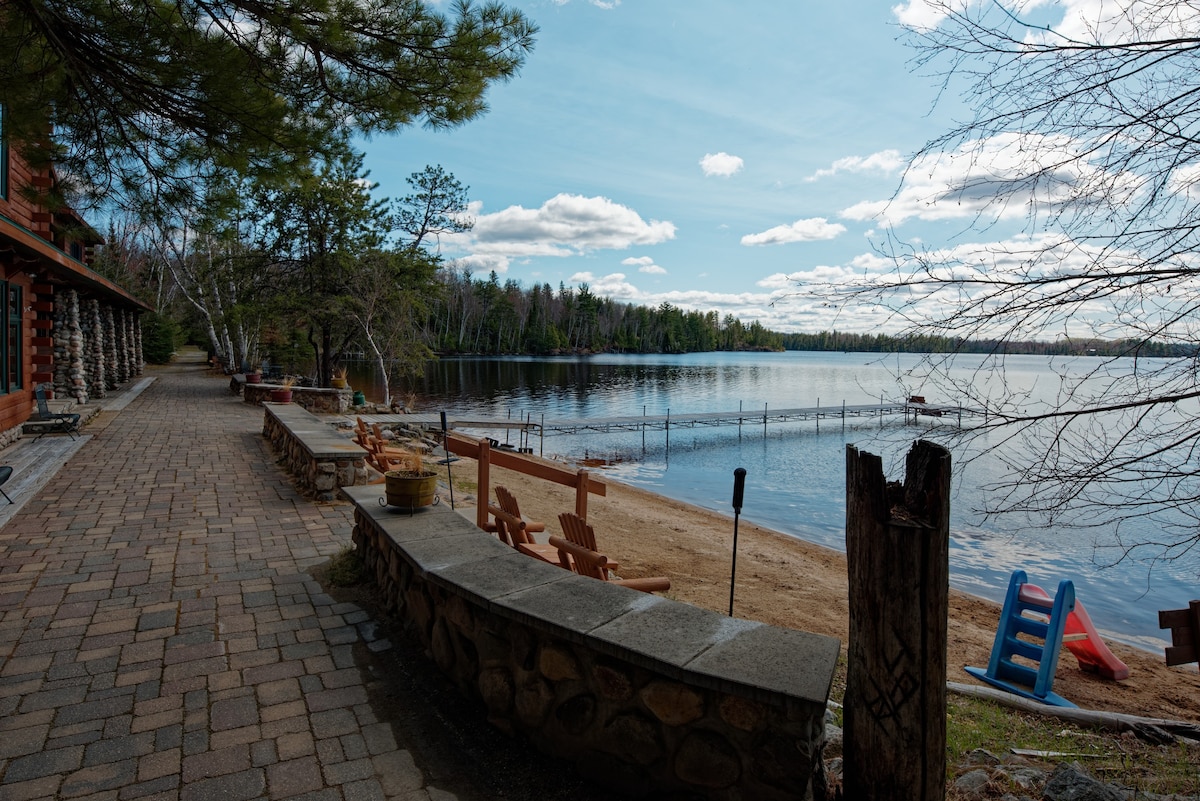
xmin=353 ymin=350 xmax=1196 ymax=652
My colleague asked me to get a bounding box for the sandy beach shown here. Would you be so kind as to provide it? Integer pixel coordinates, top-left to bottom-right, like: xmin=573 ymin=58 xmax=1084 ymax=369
xmin=449 ymin=455 xmax=1200 ymax=723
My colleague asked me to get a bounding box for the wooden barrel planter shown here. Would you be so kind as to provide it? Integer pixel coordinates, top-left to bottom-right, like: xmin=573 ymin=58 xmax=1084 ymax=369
xmin=382 ymin=470 xmax=439 ymax=509
xmin=270 ymin=388 xmax=293 ymax=403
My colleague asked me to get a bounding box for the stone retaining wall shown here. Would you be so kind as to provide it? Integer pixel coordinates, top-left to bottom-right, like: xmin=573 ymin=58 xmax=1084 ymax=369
xmin=244 ymin=382 xmax=353 ymax=413
xmin=344 ymin=486 xmax=841 ymax=800
xmin=262 ymin=404 xmax=369 ymax=500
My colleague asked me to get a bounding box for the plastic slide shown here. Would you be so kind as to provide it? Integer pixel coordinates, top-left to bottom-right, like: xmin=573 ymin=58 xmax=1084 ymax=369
xmin=1020 ymin=583 xmax=1130 ymax=681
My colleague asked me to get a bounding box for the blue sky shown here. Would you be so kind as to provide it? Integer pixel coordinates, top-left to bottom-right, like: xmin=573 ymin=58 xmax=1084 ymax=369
xmin=358 ymin=1 xmax=1002 ymax=334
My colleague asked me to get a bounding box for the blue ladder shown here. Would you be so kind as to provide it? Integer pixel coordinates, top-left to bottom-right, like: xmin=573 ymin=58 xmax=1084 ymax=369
xmin=965 ymin=570 xmax=1077 ymax=708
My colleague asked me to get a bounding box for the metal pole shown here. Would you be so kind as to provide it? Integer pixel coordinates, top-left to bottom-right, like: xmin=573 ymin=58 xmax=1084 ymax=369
xmin=729 ymin=467 xmax=747 ymax=617
xmin=842 ymin=399 xmax=846 ymax=432
xmin=441 ymin=411 xmax=454 ymax=509
xmin=540 ymin=413 xmax=545 ymax=457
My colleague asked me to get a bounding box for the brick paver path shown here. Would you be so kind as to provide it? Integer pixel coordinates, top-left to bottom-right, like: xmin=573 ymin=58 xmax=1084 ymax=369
xmin=0 ymin=356 xmax=450 ymax=801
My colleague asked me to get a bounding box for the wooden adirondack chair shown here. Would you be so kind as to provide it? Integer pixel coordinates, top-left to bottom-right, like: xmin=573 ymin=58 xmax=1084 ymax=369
xmin=487 ymin=501 xmax=564 ymax=565
xmin=495 ymin=485 xmax=546 ymax=535
xmin=547 ymin=535 xmax=670 ymax=594
xmin=353 ymin=417 xmax=371 ymax=448
xmin=557 ymin=511 xmax=618 ymax=573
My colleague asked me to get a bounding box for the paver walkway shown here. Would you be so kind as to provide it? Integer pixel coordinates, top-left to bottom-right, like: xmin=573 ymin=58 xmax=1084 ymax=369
xmin=0 ymin=353 xmax=454 ymax=801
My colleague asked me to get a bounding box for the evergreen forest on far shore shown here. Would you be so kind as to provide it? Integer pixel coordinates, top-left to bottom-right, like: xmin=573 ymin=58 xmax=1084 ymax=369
xmin=426 ymin=271 xmax=1192 ymax=359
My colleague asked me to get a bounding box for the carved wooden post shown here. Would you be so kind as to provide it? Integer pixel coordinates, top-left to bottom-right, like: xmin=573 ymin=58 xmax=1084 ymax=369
xmin=844 ymin=440 xmax=950 ymax=801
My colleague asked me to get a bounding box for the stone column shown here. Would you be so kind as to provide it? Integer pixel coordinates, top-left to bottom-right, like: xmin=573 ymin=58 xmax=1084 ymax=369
xmin=116 ymin=307 xmax=130 ymax=384
xmin=103 ymin=306 xmax=118 ymax=389
xmin=87 ymin=298 xmax=107 ymax=398
xmin=54 ymin=289 xmax=88 ymax=403
xmin=132 ymin=312 xmax=143 ymax=374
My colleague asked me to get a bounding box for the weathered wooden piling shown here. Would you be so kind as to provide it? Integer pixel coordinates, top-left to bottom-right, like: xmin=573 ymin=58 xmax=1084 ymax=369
xmin=844 ymin=440 xmax=951 ymax=801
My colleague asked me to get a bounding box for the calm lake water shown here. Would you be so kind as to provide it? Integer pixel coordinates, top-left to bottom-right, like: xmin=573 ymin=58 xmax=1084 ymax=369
xmin=355 ymin=350 xmax=1197 ymax=651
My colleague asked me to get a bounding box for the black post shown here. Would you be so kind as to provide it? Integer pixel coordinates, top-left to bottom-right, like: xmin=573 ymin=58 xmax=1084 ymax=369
xmin=441 ymin=411 xmax=454 ymax=509
xmin=728 ymin=467 xmax=747 ymax=617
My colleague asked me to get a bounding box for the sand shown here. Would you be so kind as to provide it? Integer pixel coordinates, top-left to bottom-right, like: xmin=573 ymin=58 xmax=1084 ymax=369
xmin=447 ymin=455 xmax=1200 ymax=724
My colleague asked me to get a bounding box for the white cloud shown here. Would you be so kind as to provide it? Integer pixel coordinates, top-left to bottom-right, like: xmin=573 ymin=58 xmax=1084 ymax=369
xmin=699 ymin=152 xmax=745 ymax=177
xmin=447 ymin=194 xmax=676 ymax=259
xmin=450 ymin=254 xmax=511 ymax=275
xmin=741 ymin=217 xmax=847 ymax=246
xmin=622 ymin=256 xmax=667 ymax=275
xmin=891 ymin=0 xmax=955 ymax=30
xmin=1031 ymin=0 xmax=1200 ymax=45
xmin=569 ymin=271 xmax=641 ymax=299
xmin=805 ymin=149 xmax=906 ymax=182
xmin=840 ymin=133 xmax=1136 ymax=226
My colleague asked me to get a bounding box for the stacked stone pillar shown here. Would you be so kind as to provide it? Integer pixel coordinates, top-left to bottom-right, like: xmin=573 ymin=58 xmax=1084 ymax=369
xmin=116 ymin=308 xmax=131 ymax=384
xmin=53 ymin=289 xmax=88 ymax=403
xmin=103 ymin=306 xmax=118 ymax=389
xmin=85 ymin=298 xmax=107 ymax=398
xmin=132 ymin=312 xmax=143 ymax=374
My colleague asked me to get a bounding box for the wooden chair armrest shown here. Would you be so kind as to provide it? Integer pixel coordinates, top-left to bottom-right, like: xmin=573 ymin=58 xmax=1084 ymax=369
xmin=487 ymin=504 xmax=530 ymax=545
xmin=614 ymin=577 xmax=671 ymax=594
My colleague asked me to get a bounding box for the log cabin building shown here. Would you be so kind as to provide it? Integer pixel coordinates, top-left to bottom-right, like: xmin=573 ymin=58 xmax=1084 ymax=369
xmin=0 ymin=131 xmax=150 ymax=448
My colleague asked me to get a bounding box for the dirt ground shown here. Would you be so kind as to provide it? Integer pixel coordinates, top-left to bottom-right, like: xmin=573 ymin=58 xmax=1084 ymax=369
xmin=442 ymin=455 xmax=1200 ymax=724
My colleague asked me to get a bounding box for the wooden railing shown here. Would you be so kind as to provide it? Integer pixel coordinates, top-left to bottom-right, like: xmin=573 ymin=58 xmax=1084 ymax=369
xmin=444 ymin=433 xmax=606 ymax=530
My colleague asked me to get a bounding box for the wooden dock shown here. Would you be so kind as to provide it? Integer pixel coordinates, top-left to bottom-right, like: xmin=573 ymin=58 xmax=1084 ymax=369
xmin=358 ymin=399 xmax=980 ymax=454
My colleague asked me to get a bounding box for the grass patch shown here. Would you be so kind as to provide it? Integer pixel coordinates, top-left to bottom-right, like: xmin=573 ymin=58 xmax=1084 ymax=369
xmin=944 ymin=694 xmax=1200 ymax=797
xmin=324 ymin=546 xmax=364 ymax=587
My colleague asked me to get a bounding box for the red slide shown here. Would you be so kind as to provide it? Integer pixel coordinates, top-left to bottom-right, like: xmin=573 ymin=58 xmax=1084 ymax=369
xmin=1019 ymin=583 xmax=1131 ymax=681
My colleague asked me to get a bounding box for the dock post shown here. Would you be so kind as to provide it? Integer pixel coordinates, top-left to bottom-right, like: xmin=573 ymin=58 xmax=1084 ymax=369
xmin=845 ymin=440 xmax=950 ymax=801
xmin=816 ymin=398 xmax=820 ymax=433
xmin=738 ymin=400 xmax=743 ymax=441
xmin=842 ymin=399 xmax=846 ymax=432
xmin=666 ymin=408 xmax=670 ymax=452
xmin=763 ymin=403 xmax=767 ymax=438
xmin=539 ymin=413 xmax=544 ymax=457
xmin=642 ymin=405 xmax=647 ymax=452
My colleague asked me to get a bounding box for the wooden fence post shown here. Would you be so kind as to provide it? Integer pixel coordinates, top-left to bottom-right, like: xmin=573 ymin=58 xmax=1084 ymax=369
xmin=575 ymin=469 xmax=590 ymax=519
xmin=475 ymin=438 xmax=492 ymax=531
xmin=844 ymin=440 xmax=951 ymax=801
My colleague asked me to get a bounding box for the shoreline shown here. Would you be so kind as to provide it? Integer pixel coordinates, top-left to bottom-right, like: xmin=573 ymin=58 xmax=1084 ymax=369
xmin=450 ymin=456 xmax=1200 ymax=723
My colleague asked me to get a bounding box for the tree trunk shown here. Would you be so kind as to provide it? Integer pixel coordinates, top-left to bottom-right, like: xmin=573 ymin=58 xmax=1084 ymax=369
xmin=844 ymin=440 xmax=951 ymax=801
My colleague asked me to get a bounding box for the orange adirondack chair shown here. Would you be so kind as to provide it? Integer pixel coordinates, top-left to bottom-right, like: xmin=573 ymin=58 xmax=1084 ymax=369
xmin=547 ymin=535 xmax=670 ymax=594
xmin=487 ymin=500 xmax=564 ymax=565
xmin=495 ymin=485 xmax=546 ymax=535
xmin=557 ymin=511 xmax=618 ymax=573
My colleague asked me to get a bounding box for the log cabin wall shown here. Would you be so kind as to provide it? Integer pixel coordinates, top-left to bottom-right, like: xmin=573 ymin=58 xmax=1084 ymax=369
xmin=0 ymin=139 xmax=149 ymax=444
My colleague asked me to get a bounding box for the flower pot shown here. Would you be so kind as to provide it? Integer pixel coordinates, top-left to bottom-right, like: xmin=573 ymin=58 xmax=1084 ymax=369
xmin=331 ymin=378 xmax=348 ymax=389
xmin=246 ymin=372 xmax=262 ymax=384
xmin=383 ymin=470 xmax=438 ymax=509
xmin=270 ymin=389 xmax=293 ymax=403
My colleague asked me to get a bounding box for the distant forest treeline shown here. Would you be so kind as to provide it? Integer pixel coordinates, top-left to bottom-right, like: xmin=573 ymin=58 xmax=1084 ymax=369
xmin=779 ymin=331 xmax=1196 ymax=357
xmin=427 ymin=272 xmax=784 ymax=354
xmin=425 ymin=271 xmax=1191 ymax=358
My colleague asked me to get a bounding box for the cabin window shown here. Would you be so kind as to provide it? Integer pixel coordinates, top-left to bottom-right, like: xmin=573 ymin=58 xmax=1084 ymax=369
xmin=2 ymin=282 xmax=21 ymax=394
